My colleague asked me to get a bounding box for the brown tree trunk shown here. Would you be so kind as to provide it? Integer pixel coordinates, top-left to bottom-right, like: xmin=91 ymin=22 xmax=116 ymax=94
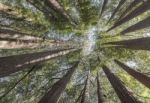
xmin=114 ymin=59 xmax=150 ymax=89
xmin=104 ymin=37 xmax=150 ymax=51
xmin=0 ymin=48 xmax=77 ymax=77
xmin=99 ymin=0 xmax=108 ymax=17
xmin=120 ymin=16 xmax=150 ymax=34
xmin=45 ymin=0 xmax=70 ymax=21
xmin=107 ymin=0 xmax=150 ymax=32
xmin=97 ymin=73 xmax=104 ymax=103
xmin=38 ymin=62 xmax=79 ymax=103
xmin=107 ymin=0 xmax=126 ymax=24
xmin=102 ymin=65 xmax=141 ymax=103
xmin=118 ymin=0 xmax=142 ymax=20
xmin=0 ymin=28 xmax=43 ymax=42
xmin=81 ymin=74 xmax=90 ymax=103
xmin=26 ymin=0 xmax=57 ymax=20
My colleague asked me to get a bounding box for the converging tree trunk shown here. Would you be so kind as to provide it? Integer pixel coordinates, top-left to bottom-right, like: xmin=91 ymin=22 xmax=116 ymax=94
xmin=107 ymin=0 xmax=150 ymax=31
xmin=120 ymin=16 xmax=150 ymax=34
xmin=81 ymin=74 xmax=90 ymax=103
xmin=45 ymin=0 xmax=71 ymax=21
xmin=118 ymin=0 xmax=142 ymax=20
xmin=38 ymin=62 xmax=79 ymax=103
xmin=99 ymin=0 xmax=108 ymax=17
xmin=104 ymin=37 xmax=150 ymax=51
xmin=114 ymin=59 xmax=150 ymax=89
xmin=107 ymin=0 xmax=126 ymax=24
xmin=97 ymin=73 xmax=104 ymax=103
xmin=102 ymin=65 xmax=142 ymax=103
xmin=0 ymin=48 xmax=77 ymax=77
xmin=0 ymin=28 xmax=57 ymax=49
xmin=26 ymin=0 xmax=57 ymax=20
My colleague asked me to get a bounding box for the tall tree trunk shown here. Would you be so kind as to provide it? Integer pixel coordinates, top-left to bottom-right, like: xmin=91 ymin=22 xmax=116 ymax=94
xmin=120 ymin=16 xmax=150 ymax=34
xmin=118 ymin=0 xmax=142 ymax=20
xmin=81 ymin=74 xmax=90 ymax=103
xmin=0 ymin=48 xmax=77 ymax=77
xmin=107 ymin=0 xmax=126 ymax=24
xmin=97 ymin=73 xmax=104 ymax=103
xmin=114 ymin=59 xmax=150 ymax=89
xmin=45 ymin=0 xmax=71 ymax=21
xmin=26 ymin=0 xmax=57 ymax=20
xmin=0 ymin=29 xmax=57 ymax=49
xmin=107 ymin=0 xmax=150 ymax=31
xmin=104 ymin=37 xmax=150 ymax=51
xmin=102 ymin=65 xmax=142 ymax=103
xmin=99 ymin=0 xmax=108 ymax=17
xmin=38 ymin=62 xmax=79 ymax=103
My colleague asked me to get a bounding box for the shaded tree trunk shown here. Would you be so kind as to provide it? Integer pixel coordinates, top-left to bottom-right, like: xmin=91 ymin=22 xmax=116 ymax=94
xmin=81 ymin=74 xmax=90 ymax=103
xmin=99 ymin=0 xmax=108 ymax=17
xmin=118 ymin=0 xmax=142 ymax=20
xmin=102 ymin=65 xmax=142 ymax=103
xmin=104 ymin=37 xmax=150 ymax=50
xmin=114 ymin=59 xmax=150 ymax=89
xmin=0 ymin=48 xmax=77 ymax=77
xmin=0 ymin=29 xmax=56 ymax=49
xmin=107 ymin=0 xmax=150 ymax=31
xmin=26 ymin=0 xmax=57 ymax=21
xmin=38 ymin=62 xmax=79 ymax=103
xmin=120 ymin=16 xmax=150 ymax=34
xmin=107 ymin=0 xmax=126 ymax=24
xmin=97 ymin=73 xmax=104 ymax=103
xmin=45 ymin=0 xmax=71 ymax=21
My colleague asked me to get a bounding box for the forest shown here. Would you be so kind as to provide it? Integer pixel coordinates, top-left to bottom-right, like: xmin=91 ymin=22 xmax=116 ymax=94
xmin=0 ymin=0 xmax=150 ymax=103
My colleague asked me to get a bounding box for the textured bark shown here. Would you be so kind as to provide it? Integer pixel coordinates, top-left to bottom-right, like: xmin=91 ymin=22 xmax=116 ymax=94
xmin=107 ymin=0 xmax=126 ymax=23
xmin=81 ymin=74 xmax=90 ymax=103
xmin=26 ymin=0 xmax=56 ymax=20
xmin=107 ymin=0 xmax=150 ymax=31
xmin=0 ymin=48 xmax=77 ymax=77
xmin=120 ymin=16 xmax=150 ymax=34
xmin=45 ymin=0 xmax=70 ymax=21
xmin=99 ymin=0 xmax=108 ymax=17
xmin=118 ymin=0 xmax=142 ymax=20
xmin=104 ymin=37 xmax=150 ymax=51
xmin=38 ymin=62 xmax=79 ymax=103
xmin=97 ymin=73 xmax=104 ymax=103
xmin=115 ymin=59 xmax=150 ymax=89
xmin=102 ymin=65 xmax=142 ymax=103
xmin=0 ymin=29 xmax=55 ymax=49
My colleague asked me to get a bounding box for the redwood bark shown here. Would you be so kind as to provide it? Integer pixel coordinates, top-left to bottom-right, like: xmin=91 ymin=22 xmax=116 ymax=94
xmin=104 ymin=37 xmax=150 ymax=51
xmin=99 ymin=0 xmax=108 ymax=17
xmin=107 ymin=0 xmax=126 ymax=24
xmin=107 ymin=0 xmax=150 ymax=31
xmin=0 ymin=48 xmax=76 ymax=77
xmin=45 ymin=0 xmax=70 ymax=21
xmin=118 ymin=0 xmax=142 ymax=20
xmin=97 ymin=73 xmax=104 ymax=103
xmin=102 ymin=65 xmax=141 ymax=103
xmin=81 ymin=74 xmax=90 ymax=103
xmin=115 ymin=59 xmax=150 ymax=89
xmin=38 ymin=62 xmax=79 ymax=103
xmin=120 ymin=16 xmax=150 ymax=34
